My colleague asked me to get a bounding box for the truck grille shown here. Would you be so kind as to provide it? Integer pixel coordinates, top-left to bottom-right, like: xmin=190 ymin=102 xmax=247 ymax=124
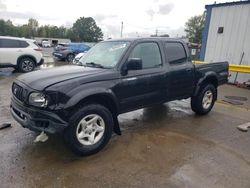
xmin=12 ymin=83 xmax=23 ymax=101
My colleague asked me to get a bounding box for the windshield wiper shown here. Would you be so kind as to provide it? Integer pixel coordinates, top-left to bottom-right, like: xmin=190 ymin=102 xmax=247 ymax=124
xmin=85 ymin=62 xmax=104 ymax=68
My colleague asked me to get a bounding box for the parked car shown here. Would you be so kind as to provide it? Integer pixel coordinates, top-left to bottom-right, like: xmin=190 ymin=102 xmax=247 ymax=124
xmin=42 ymin=41 xmax=51 ymax=48
xmin=72 ymin=52 xmax=87 ymax=64
xmin=54 ymin=43 xmax=69 ymax=51
xmin=53 ymin=43 xmax=90 ymax=62
xmin=0 ymin=36 xmax=43 ymax=72
xmin=10 ymin=38 xmax=228 ymax=156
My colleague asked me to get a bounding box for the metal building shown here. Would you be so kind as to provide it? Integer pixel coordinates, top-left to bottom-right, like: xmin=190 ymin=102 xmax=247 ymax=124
xmin=200 ymin=1 xmax=250 ymax=83
xmin=34 ymin=37 xmax=71 ymax=46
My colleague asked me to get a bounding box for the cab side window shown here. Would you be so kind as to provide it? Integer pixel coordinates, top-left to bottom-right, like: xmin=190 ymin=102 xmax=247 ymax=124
xmin=165 ymin=42 xmax=187 ymax=64
xmin=129 ymin=42 xmax=162 ymax=69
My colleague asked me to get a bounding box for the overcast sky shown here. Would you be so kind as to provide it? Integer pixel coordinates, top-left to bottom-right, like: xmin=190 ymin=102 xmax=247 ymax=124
xmin=0 ymin=0 xmax=229 ymax=39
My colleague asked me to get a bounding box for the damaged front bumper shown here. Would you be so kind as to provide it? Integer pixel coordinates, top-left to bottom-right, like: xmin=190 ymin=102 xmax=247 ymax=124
xmin=10 ymin=97 xmax=68 ymax=134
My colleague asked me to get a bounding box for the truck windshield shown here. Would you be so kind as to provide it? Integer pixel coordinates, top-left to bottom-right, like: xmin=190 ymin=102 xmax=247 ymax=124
xmin=79 ymin=41 xmax=130 ymax=68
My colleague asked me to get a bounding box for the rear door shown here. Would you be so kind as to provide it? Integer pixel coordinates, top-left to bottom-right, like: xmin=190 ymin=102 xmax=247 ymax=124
xmin=165 ymin=42 xmax=195 ymax=99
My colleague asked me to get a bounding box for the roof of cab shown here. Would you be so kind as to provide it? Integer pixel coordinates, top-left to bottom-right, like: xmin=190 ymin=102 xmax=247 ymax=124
xmin=105 ymin=37 xmax=186 ymax=43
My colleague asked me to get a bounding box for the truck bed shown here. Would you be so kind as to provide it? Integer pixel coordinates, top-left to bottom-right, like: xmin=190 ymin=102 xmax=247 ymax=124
xmin=194 ymin=61 xmax=229 ymax=85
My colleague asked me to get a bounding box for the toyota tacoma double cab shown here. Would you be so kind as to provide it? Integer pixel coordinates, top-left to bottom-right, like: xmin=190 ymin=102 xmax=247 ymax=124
xmin=10 ymin=38 xmax=228 ymax=156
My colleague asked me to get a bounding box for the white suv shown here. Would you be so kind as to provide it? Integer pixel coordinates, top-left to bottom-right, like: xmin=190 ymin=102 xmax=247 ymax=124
xmin=0 ymin=36 xmax=44 ymax=72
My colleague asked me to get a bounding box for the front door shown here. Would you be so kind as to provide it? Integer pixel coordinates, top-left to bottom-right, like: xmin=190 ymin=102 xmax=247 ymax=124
xmin=116 ymin=42 xmax=165 ymax=112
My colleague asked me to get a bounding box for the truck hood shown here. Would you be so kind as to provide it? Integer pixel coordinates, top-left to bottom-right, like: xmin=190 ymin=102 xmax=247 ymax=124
xmin=17 ymin=65 xmax=106 ymax=91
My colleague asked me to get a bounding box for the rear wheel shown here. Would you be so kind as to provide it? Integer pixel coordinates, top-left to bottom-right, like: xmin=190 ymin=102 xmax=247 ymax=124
xmin=18 ymin=57 xmax=35 ymax=72
xmin=63 ymin=104 xmax=114 ymax=156
xmin=191 ymin=84 xmax=216 ymax=115
xmin=67 ymin=54 xmax=75 ymax=62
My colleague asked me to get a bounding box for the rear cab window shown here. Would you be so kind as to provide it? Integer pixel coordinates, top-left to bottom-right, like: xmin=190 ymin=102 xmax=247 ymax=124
xmin=165 ymin=42 xmax=187 ymax=64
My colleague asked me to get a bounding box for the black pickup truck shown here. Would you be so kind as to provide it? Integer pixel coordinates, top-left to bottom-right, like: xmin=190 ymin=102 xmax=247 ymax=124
xmin=10 ymin=38 xmax=228 ymax=156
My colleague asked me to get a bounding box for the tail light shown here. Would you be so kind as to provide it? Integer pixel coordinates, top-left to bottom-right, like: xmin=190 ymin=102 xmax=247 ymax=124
xmin=34 ymin=48 xmax=42 ymax=51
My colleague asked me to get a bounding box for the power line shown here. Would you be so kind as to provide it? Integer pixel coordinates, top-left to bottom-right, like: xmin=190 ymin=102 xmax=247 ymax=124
xmin=120 ymin=21 xmax=123 ymax=38
xmin=155 ymin=29 xmax=158 ymax=36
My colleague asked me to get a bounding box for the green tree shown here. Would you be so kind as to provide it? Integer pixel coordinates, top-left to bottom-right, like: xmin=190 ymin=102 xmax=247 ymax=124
xmin=19 ymin=25 xmax=29 ymax=38
xmin=58 ymin=26 xmax=67 ymax=38
xmin=0 ymin=17 xmax=103 ymax=41
xmin=27 ymin=18 xmax=39 ymax=37
xmin=184 ymin=14 xmax=205 ymax=44
xmin=37 ymin=26 xmax=47 ymax=37
xmin=72 ymin=17 xmax=103 ymax=42
xmin=0 ymin=19 xmax=15 ymax=36
xmin=0 ymin=19 xmax=5 ymax=35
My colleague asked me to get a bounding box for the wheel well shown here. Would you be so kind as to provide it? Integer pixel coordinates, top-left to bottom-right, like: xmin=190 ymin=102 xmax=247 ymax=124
xmin=17 ymin=55 xmax=37 ymax=66
xmin=202 ymin=76 xmax=218 ymax=88
xmin=67 ymin=53 xmax=75 ymax=57
xmin=199 ymin=76 xmax=218 ymax=100
xmin=71 ymin=94 xmax=118 ymax=117
xmin=194 ymin=76 xmax=218 ymax=97
xmin=66 ymin=94 xmax=121 ymax=135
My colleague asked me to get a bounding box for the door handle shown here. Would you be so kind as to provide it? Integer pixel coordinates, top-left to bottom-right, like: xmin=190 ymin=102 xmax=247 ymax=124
xmin=17 ymin=50 xmax=23 ymax=52
xmin=186 ymin=68 xmax=192 ymax=72
xmin=123 ymin=77 xmax=137 ymax=81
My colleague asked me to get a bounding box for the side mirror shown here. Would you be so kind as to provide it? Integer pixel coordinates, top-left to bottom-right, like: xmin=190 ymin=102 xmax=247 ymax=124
xmin=121 ymin=58 xmax=142 ymax=75
xmin=127 ymin=58 xmax=142 ymax=70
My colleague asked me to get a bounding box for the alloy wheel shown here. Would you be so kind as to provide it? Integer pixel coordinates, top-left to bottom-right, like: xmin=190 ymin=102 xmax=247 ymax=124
xmin=76 ymin=114 xmax=105 ymax=145
xmin=202 ymin=90 xmax=213 ymax=109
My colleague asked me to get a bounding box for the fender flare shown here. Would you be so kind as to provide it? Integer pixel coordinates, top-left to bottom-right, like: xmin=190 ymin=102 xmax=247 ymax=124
xmin=64 ymin=88 xmax=119 ymax=110
xmin=194 ymin=72 xmax=218 ymax=96
xmin=64 ymin=88 xmax=121 ymax=135
xmin=17 ymin=55 xmax=37 ymax=65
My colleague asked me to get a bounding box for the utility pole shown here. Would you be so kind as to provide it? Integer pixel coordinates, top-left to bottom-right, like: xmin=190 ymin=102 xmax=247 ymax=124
xmin=155 ymin=29 xmax=158 ymax=37
xmin=120 ymin=21 xmax=123 ymax=38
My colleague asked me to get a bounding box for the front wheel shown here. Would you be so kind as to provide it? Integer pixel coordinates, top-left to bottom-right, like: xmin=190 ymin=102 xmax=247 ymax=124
xmin=191 ymin=84 xmax=216 ymax=115
xmin=63 ymin=104 xmax=114 ymax=156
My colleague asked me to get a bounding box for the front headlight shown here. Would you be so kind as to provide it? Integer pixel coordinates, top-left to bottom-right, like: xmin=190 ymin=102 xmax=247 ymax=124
xmin=73 ymin=58 xmax=80 ymax=64
xmin=29 ymin=92 xmax=48 ymax=107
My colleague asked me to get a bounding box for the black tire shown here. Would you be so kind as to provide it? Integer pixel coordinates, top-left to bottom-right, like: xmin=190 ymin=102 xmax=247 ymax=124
xmin=18 ymin=57 xmax=35 ymax=72
xmin=63 ymin=104 xmax=114 ymax=156
xmin=66 ymin=54 xmax=75 ymax=62
xmin=191 ymin=84 xmax=216 ymax=115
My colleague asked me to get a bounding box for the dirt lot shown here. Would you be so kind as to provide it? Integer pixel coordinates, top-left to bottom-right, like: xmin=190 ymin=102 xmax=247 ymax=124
xmin=1 ymin=61 xmax=250 ymax=188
